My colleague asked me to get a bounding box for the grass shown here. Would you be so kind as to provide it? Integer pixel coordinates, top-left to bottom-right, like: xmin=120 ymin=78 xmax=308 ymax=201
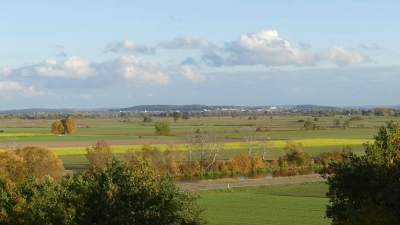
xmin=197 ymin=181 xmax=330 ymax=225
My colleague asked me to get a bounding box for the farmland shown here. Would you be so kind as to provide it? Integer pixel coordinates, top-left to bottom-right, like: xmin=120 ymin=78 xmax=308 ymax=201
xmin=0 ymin=115 xmax=395 ymax=168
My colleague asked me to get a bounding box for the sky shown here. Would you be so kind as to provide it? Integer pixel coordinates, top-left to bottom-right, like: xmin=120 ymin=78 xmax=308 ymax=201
xmin=0 ymin=0 xmax=399 ymax=110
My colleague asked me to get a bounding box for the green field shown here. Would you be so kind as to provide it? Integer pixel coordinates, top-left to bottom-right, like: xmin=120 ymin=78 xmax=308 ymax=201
xmin=197 ymin=181 xmax=330 ymax=225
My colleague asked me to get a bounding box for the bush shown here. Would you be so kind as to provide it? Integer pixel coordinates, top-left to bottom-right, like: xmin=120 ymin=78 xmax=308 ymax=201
xmin=155 ymin=121 xmax=170 ymax=135
xmin=298 ymin=119 xmax=305 ymax=122
xmin=350 ymin=116 xmax=363 ymax=121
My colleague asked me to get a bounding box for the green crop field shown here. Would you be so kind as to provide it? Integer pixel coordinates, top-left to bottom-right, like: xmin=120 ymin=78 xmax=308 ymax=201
xmin=197 ymin=181 xmax=330 ymax=225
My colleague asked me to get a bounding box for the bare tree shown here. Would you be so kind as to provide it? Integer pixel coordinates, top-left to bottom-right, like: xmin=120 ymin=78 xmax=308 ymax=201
xmin=241 ymin=126 xmax=271 ymax=157
xmin=186 ymin=130 xmax=224 ymax=170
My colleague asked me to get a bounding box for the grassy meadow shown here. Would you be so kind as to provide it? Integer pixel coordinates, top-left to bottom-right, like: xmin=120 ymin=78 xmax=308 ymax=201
xmin=0 ymin=115 xmax=395 ymax=167
xmin=197 ymin=181 xmax=330 ymax=224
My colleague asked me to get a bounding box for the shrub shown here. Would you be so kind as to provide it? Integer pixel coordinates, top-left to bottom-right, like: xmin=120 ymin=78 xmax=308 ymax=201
xmin=155 ymin=121 xmax=170 ymax=135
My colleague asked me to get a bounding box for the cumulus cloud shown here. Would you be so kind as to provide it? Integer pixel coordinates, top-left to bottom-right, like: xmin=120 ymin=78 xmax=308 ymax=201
xmin=34 ymin=56 xmax=96 ymax=79
xmin=0 ymin=81 xmax=44 ymax=98
xmin=104 ymin=40 xmax=155 ymax=54
xmin=319 ymin=46 xmax=370 ymax=66
xmin=158 ymin=37 xmax=216 ymax=50
xmin=222 ymin=30 xmax=316 ymax=66
xmin=112 ymin=55 xmax=169 ymax=85
xmin=180 ymin=66 xmax=206 ymax=83
xmin=0 ymin=67 xmax=12 ymax=76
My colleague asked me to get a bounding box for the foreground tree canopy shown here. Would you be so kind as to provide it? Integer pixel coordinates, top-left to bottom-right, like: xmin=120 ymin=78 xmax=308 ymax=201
xmin=0 ymin=152 xmax=206 ymax=224
xmin=322 ymin=121 xmax=400 ymax=225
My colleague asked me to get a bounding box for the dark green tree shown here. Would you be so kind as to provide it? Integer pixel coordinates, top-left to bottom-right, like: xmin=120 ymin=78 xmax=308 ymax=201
xmin=322 ymin=121 xmax=400 ymax=225
xmin=173 ymin=112 xmax=182 ymax=123
xmin=182 ymin=112 xmax=190 ymax=120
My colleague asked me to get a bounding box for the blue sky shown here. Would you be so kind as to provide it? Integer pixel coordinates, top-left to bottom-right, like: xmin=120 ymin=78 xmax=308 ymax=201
xmin=0 ymin=1 xmax=399 ymax=110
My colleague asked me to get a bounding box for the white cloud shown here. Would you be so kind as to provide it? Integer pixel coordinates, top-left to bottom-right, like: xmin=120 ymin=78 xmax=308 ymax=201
xmin=0 ymin=81 xmax=44 ymax=98
xmin=180 ymin=66 xmax=206 ymax=83
xmin=222 ymin=30 xmax=316 ymax=66
xmin=34 ymin=56 xmax=95 ymax=79
xmin=0 ymin=67 xmax=12 ymax=76
xmin=116 ymin=55 xmax=169 ymax=85
xmin=158 ymin=37 xmax=216 ymax=50
xmin=104 ymin=40 xmax=155 ymax=54
xmin=319 ymin=46 xmax=370 ymax=66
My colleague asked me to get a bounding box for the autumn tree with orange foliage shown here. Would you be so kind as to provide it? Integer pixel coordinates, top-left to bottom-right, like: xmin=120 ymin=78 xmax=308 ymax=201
xmin=0 ymin=146 xmax=65 ymax=183
xmin=233 ymin=152 xmax=252 ymax=175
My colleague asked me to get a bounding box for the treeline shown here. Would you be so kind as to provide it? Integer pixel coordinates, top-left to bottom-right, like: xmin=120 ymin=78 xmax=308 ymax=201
xmin=2 ymin=107 xmax=400 ymax=121
xmin=0 ymin=145 xmax=206 ymax=225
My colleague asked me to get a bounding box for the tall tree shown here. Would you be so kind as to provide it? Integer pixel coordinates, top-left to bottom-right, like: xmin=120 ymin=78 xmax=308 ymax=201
xmin=60 ymin=116 xmax=77 ymax=134
xmin=51 ymin=120 xmax=64 ymax=134
xmin=0 ymin=146 xmax=65 ymax=183
xmin=322 ymin=121 xmax=400 ymax=224
xmin=173 ymin=111 xmax=182 ymax=123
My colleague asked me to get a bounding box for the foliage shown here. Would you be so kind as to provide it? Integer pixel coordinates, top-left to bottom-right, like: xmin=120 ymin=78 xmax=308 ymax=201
xmin=155 ymin=121 xmax=171 ymax=135
xmin=0 ymin=175 xmax=76 ymax=225
xmin=173 ymin=111 xmax=182 ymax=123
xmin=60 ymin=116 xmax=77 ymax=134
xmin=51 ymin=120 xmax=64 ymax=134
xmin=182 ymin=112 xmax=190 ymax=120
xmin=333 ymin=119 xmax=341 ymax=128
xmin=349 ymin=116 xmax=363 ymax=121
xmin=321 ymin=121 xmax=400 ymax=225
xmin=85 ymin=140 xmax=113 ymax=171
xmin=283 ymin=140 xmax=309 ymax=166
xmin=126 ymin=143 xmax=165 ymax=172
xmin=232 ymin=152 xmax=252 ymax=174
xmin=303 ymin=118 xmax=316 ymax=130
xmin=143 ymin=114 xmax=153 ymax=122
xmin=0 ymin=146 xmax=65 ymax=183
xmin=342 ymin=120 xmax=350 ymax=129
xmin=0 ymin=157 xmax=206 ymax=225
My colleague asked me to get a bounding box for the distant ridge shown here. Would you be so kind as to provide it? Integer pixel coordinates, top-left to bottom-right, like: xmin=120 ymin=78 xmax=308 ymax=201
xmin=110 ymin=105 xmax=242 ymax=112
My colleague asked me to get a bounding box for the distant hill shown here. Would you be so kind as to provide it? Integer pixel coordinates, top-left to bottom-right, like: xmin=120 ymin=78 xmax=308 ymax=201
xmin=110 ymin=105 xmax=240 ymax=112
xmin=295 ymin=105 xmax=340 ymax=110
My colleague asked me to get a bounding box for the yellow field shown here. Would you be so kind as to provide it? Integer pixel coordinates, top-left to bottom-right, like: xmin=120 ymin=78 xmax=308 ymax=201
xmin=0 ymin=133 xmax=53 ymax=138
xmin=13 ymin=138 xmax=371 ymax=156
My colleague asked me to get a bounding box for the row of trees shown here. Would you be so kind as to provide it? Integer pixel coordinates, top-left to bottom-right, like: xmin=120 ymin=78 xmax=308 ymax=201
xmin=0 ymin=144 xmax=206 ymax=224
